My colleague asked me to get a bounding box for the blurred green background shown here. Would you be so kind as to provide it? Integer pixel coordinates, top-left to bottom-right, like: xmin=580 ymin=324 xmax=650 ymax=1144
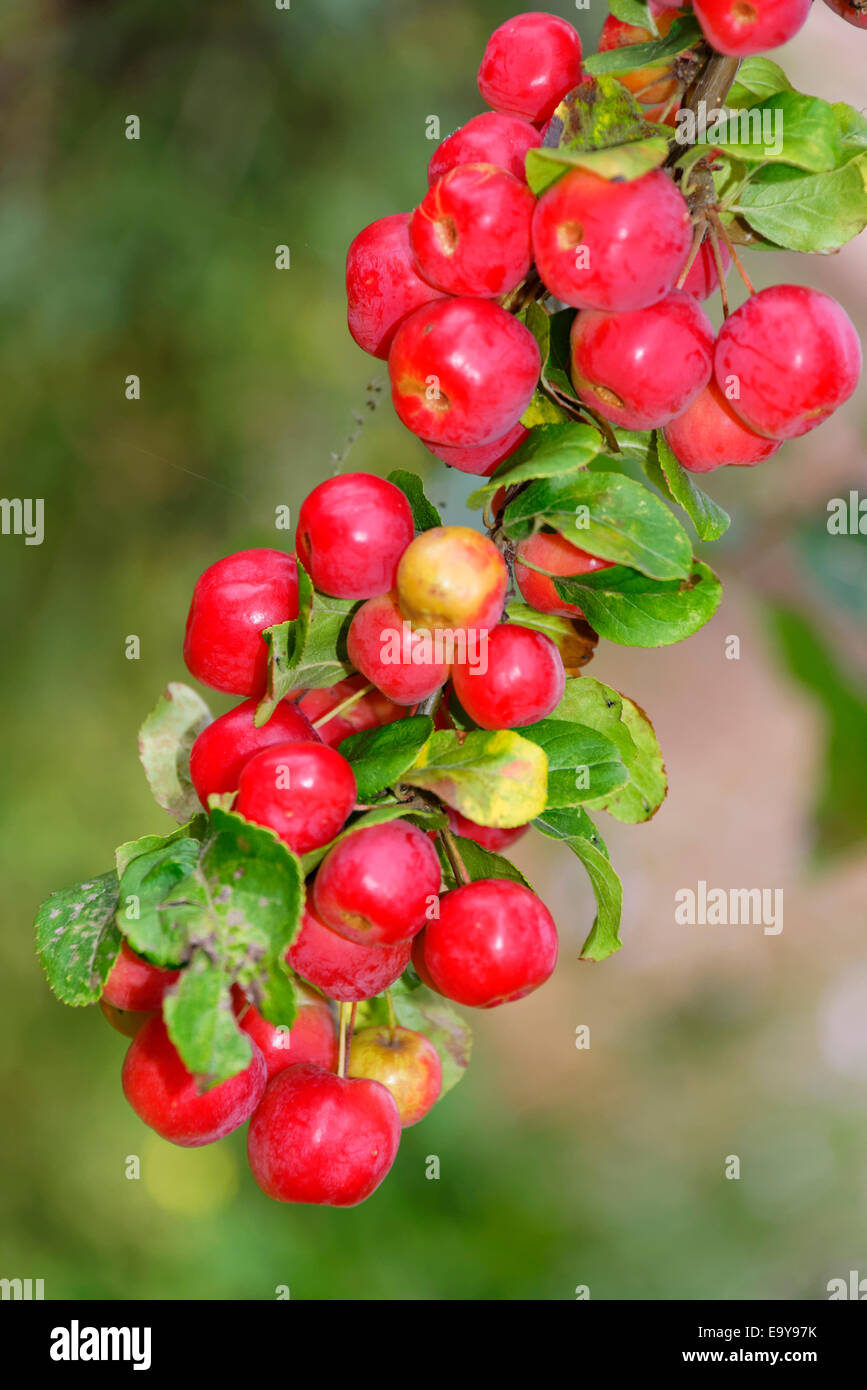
xmin=1 ymin=0 xmax=866 ymax=1300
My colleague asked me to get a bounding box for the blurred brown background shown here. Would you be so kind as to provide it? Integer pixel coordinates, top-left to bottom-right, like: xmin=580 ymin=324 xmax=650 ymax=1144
xmin=0 ymin=0 xmax=865 ymax=1299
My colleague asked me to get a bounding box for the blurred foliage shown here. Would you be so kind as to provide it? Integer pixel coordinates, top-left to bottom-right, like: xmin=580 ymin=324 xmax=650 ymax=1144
xmin=1 ymin=0 xmax=865 ymax=1302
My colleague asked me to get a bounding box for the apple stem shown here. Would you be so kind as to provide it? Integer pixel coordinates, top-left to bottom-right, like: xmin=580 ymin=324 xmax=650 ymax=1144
xmin=707 ymin=221 xmax=730 ymax=319
xmin=312 ymin=682 xmax=375 ymax=730
xmin=709 ymin=210 xmax=755 ymax=297
xmin=386 ymin=989 xmax=397 ymax=1043
xmin=337 ymin=1002 xmax=349 ymax=1077
xmin=439 ymin=825 xmax=471 ymax=887
xmin=676 ymin=222 xmax=705 ymax=291
xmin=416 ymin=688 xmax=444 ymax=720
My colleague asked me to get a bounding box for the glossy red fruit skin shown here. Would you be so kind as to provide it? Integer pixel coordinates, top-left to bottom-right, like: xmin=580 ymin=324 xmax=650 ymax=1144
xmin=295 ymin=473 xmax=414 ymax=600
xmin=570 ymin=289 xmax=714 ymax=431
xmin=681 ymin=237 xmax=731 ymax=302
xmin=446 ymin=808 xmax=529 ymax=853
xmin=423 ymin=421 xmax=529 ymax=476
xmin=664 ymin=379 xmax=783 ymax=473
xmin=313 ymin=821 xmax=442 ymax=946
xmin=288 ymin=906 xmax=413 ymax=1002
xmin=184 ymin=550 xmax=298 ymax=697
xmin=452 ymin=622 xmax=565 ymax=730
xmin=411 ymin=929 xmax=440 ymax=991
xmin=693 ymin=0 xmax=811 ymax=56
xmin=715 ymin=285 xmax=862 ymax=440
xmin=189 ymin=698 xmax=319 ymax=806
xmin=233 ymin=986 xmax=337 ymax=1080
xmin=597 ymin=7 xmax=682 ymax=105
xmin=428 ymin=111 xmax=542 ymax=185
xmin=514 ymin=530 xmax=612 ymax=619
xmin=103 ymin=942 xmax=180 ymax=1012
xmin=247 ymin=1063 xmax=401 ymax=1206
xmin=388 ymin=298 xmax=541 ymax=447
xmin=296 ymin=676 xmax=406 ymax=748
xmin=532 ymin=168 xmax=692 ymax=312
xmin=410 ymin=163 xmax=535 ymax=298
xmin=235 ymin=742 xmax=357 ymax=854
xmin=478 ymin=13 xmax=583 ymax=125
xmin=346 ymin=213 xmax=447 ymax=359
xmin=347 ymin=591 xmax=451 ymax=705
xmin=423 ymin=879 xmax=558 ymax=1008
xmin=823 ymin=0 xmax=867 ymax=28
xmin=122 ymin=1015 xmax=267 ymax=1147
xmin=348 ymin=1026 xmax=442 ymax=1127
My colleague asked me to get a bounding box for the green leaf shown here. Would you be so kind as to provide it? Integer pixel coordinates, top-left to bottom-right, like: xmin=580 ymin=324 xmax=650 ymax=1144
xmin=526 ymin=136 xmax=670 ymax=197
xmin=356 ymin=981 xmax=472 ymax=1098
xmin=583 ymin=15 xmax=703 ymax=77
xmin=35 ymin=871 xmax=122 ymax=1006
xmin=403 ymin=729 xmax=548 ymax=828
xmin=520 ymin=389 xmax=572 ymax=428
xmin=642 ymin=432 xmax=731 ymax=543
xmin=516 ymin=718 xmax=627 ymax=808
xmin=834 ymin=102 xmax=867 ymax=160
xmin=553 ymin=676 xmax=635 ymax=761
xmin=518 ymin=300 xmax=551 ymax=360
xmin=533 ymin=808 xmax=623 ymax=961
xmin=703 ymin=94 xmax=840 ymax=173
xmin=115 ymin=815 xmax=208 ymax=878
xmin=732 ymin=154 xmax=867 ymax=252
xmin=587 ymin=694 xmax=667 ymax=823
xmin=117 ymin=835 xmax=204 ymax=966
xmin=609 ymin=0 xmax=653 ymax=29
xmin=543 ymin=308 xmax=582 ymax=410
xmin=162 ymin=949 xmax=253 ymax=1087
xmin=138 ymin=683 xmax=213 ymax=823
xmin=555 ymin=560 xmax=722 ymax=648
xmin=387 ymin=469 xmax=442 ymax=531
xmin=258 ymin=563 xmax=358 ymax=722
xmin=726 ymin=56 xmax=793 ymax=107
xmin=437 ymin=834 xmax=532 ymax=890
xmin=466 ymin=422 xmax=601 ymax=508
xmin=337 ymin=715 xmax=434 ymax=800
xmin=503 ymin=471 xmax=694 ymax=581
xmin=299 ymin=803 xmax=446 ymax=876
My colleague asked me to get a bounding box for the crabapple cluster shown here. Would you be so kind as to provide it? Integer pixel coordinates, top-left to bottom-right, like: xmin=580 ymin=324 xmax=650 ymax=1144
xmin=106 ymin=463 xmax=571 ymax=1207
xmin=346 ymin=7 xmax=860 ymax=479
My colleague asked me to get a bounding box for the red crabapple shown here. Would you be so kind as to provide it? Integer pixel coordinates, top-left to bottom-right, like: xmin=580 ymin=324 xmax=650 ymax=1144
xmin=348 ymin=1026 xmax=442 ymax=1127
xmin=446 ymin=808 xmax=529 ymax=853
xmin=424 ymin=421 xmax=529 ymax=477
xmin=184 ymin=549 xmax=298 ymax=697
xmin=346 ymin=213 xmax=447 ymax=359
xmin=532 ymin=168 xmax=692 ymax=313
xmin=233 ymin=984 xmax=337 ymax=1080
xmin=663 ymin=379 xmax=783 ymax=472
xmin=312 ymin=821 xmax=442 ymax=946
xmin=569 ymin=289 xmax=714 ymax=431
xmin=235 ymin=742 xmax=357 ymax=855
xmin=346 ymin=592 xmax=451 ymax=705
xmin=411 ymin=929 xmax=439 ymax=992
xmin=451 ymin=622 xmax=565 ymax=730
xmin=597 ymin=4 xmax=684 ymax=106
xmin=287 ymin=906 xmax=412 ymax=1002
xmin=680 ymin=236 xmax=731 ymax=302
xmin=410 ymin=163 xmax=535 ymax=298
xmin=714 ymin=285 xmax=862 ymax=440
xmin=692 ymin=0 xmax=811 ymax=56
xmin=478 ymin=13 xmax=583 ymax=125
xmin=422 ymin=879 xmax=558 ymax=1008
xmin=189 ymin=697 xmax=319 ymax=806
xmin=103 ymin=941 xmax=180 ymax=1013
xmin=295 ymin=473 xmax=414 ymax=600
xmin=295 ymin=676 xmax=406 ymax=747
xmin=122 ymin=1015 xmax=266 ymax=1147
xmin=247 ymin=1063 xmax=401 ymax=1206
xmin=388 ymin=298 xmax=541 ymax=447
xmin=514 ymin=530 xmax=613 ymax=619
xmin=427 ymin=111 xmax=541 ymax=185
xmin=822 ymin=0 xmax=867 ymax=27
xmin=397 ymin=526 xmax=508 ymax=635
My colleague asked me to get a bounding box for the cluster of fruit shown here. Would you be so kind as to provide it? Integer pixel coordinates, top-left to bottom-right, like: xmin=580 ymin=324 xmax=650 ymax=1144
xmin=36 ymin=3 xmax=867 ymax=1212
xmin=347 ymin=6 xmax=860 ymax=484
